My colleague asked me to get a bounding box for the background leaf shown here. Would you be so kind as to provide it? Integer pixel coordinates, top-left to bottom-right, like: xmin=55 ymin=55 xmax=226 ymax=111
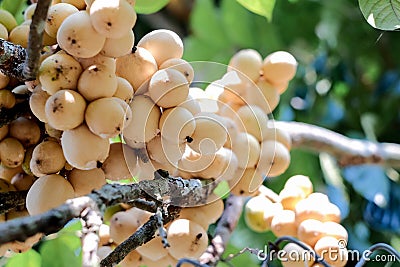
xmin=236 ymin=0 xmax=276 ymax=21
xmin=358 ymin=0 xmax=400 ymax=30
xmin=39 ymin=234 xmax=81 ymax=267
xmin=134 ymin=0 xmax=170 ymax=14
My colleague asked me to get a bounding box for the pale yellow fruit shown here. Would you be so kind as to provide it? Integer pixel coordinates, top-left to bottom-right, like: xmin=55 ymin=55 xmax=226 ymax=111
xmin=0 ymin=90 xmax=16 ymax=109
xmin=306 ymin=192 xmax=330 ymax=203
xmin=231 ymin=132 xmax=260 ymax=169
xmin=167 ymin=219 xmax=208 ymax=260
xmin=136 ymin=233 xmax=168 ymax=261
xmin=279 ymin=186 xmax=306 ymax=211
xmin=30 ymin=140 xmax=66 ymax=177
xmin=188 ymin=112 xmax=227 ymax=155
xmin=178 ymin=95 xmax=201 ymax=116
xmin=45 ymin=89 xmax=86 ymax=130
xmin=85 ymin=97 xmax=128 ymax=138
xmin=122 ymin=95 xmax=161 ymax=148
xmin=61 ymin=124 xmax=110 ymax=170
xmin=113 ymin=77 xmax=134 ymax=104
xmin=0 ymin=124 xmax=8 ymax=141
xmin=24 ymin=3 xmax=37 ymax=21
xmin=270 ymin=209 xmax=297 ymax=237
xmin=57 ymin=11 xmax=106 ymax=58
xmin=216 ymin=148 xmax=239 ymax=181
xmin=228 ymin=168 xmax=264 ymax=196
xmin=322 ymin=221 xmax=348 ymax=242
xmin=26 ymin=174 xmax=74 ymax=215
xmin=0 ymin=23 xmax=8 ymax=40
xmin=77 ymin=53 xmax=116 ymax=72
xmin=45 ymin=3 xmax=79 ymax=38
xmin=141 ymin=254 xmax=176 ymax=267
xmin=0 ymin=71 xmax=10 ymax=89
xmin=178 ymin=208 xmax=210 ymax=230
xmin=228 ymin=49 xmax=262 ymax=82
xmin=220 ymin=117 xmax=239 ymax=149
xmin=314 ymin=236 xmax=348 ymax=267
xmin=297 ymin=219 xmax=325 ymax=248
xmin=264 ymin=202 xmax=284 ymax=230
xmin=119 ymin=250 xmax=144 ymax=267
xmin=294 ymin=198 xmax=340 ymax=225
xmin=0 ymin=164 xmax=23 ymax=182
xmin=78 ymin=64 xmax=118 ymax=101
xmin=138 ymin=29 xmax=184 ymax=66
xmin=322 ymin=203 xmax=341 ymax=223
xmin=8 ymin=24 xmax=30 ymax=48
xmin=136 ymin=157 xmax=177 ymax=181
xmin=0 ymin=138 xmax=24 ymax=168
xmin=61 ymin=0 xmax=86 ymax=9
xmin=159 ymin=58 xmax=194 ymax=83
xmin=101 ymin=142 xmax=138 ymax=181
xmin=146 ymin=135 xmax=185 ymax=166
xmin=9 ymin=117 xmax=41 ymax=147
xmin=0 ymin=10 xmax=17 ymax=32
xmin=280 ymin=243 xmax=315 ymax=267
xmin=261 ymin=125 xmax=292 ymax=150
xmin=193 ymin=197 xmax=224 ymax=224
xmin=116 ymin=46 xmax=158 ymax=91
xmin=90 ymin=0 xmax=137 ymax=39
xmin=244 ymin=195 xmax=273 ymax=232
xmin=234 ymin=105 xmax=268 ymax=142
xmin=10 ymin=173 xmax=36 ymax=191
xmin=148 ymin=68 xmax=189 ymax=108
xmin=68 ymin=168 xmax=106 ymax=196
xmin=29 ymin=85 xmax=50 ymax=123
xmin=100 ymin=30 xmax=134 ymax=58
xmin=178 ymin=147 xmax=214 ymax=175
xmin=98 ymin=224 xmax=111 ymax=246
xmin=262 ymin=51 xmax=297 ymax=84
xmin=38 ymin=53 xmax=83 ymax=95
xmin=246 ymin=79 xmax=280 ymax=114
xmin=199 ymin=147 xmax=232 ymax=179
xmin=191 ymin=86 xmax=219 ymax=113
xmin=159 ymin=106 xmax=195 ymax=144
xmin=258 ymin=140 xmax=291 ymax=177
xmin=284 ymin=175 xmax=313 ymax=197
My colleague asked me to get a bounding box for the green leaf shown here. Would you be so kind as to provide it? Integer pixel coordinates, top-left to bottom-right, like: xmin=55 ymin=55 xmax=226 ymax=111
xmin=6 ymin=250 xmax=41 ymax=267
xmin=0 ymin=0 xmax=25 ymax=16
xmin=134 ymin=0 xmax=170 ymax=14
xmin=190 ymin=0 xmax=229 ymax=48
xmin=39 ymin=234 xmax=82 ymax=267
xmin=358 ymin=0 xmax=400 ymax=30
xmin=236 ymin=0 xmax=276 ymax=21
xmin=221 ymin=0 xmax=256 ymax=48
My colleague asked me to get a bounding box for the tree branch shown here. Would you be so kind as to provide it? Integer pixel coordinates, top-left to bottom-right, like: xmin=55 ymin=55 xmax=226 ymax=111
xmin=276 ymin=121 xmax=400 ymax=168
xmin=199 ymin=195 xmax=244 ymax=266
xmin=0 ymin=39 xmax=26 ymax=80
xmin=0 ymin=191 xmax=27 ymax=214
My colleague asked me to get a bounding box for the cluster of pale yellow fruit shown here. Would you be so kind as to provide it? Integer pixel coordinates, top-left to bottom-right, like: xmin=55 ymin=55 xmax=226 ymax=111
xmin=245 ymin=175 xmax=348 ymax=267
xmin=0 ymin=0 xmax=308 ymax=265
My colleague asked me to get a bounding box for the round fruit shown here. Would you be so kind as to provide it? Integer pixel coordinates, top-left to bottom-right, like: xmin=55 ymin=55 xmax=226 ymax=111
xmin=314 ymin=236 xmax=348 ymax=267
xmin=26 ymin=174 xmax=74 ymax=215
xmin=0 ymin=164 xmax=23 ymax=182
xmin=0 ymin=178 xmax=16 ymax=192
xmin=119 ymin=250 xmax=144 ymax=267
xmin=270 ymin=209 xmax=297 ymax=237
xmin=101 ymin=142 xmax=138 ymax=181
xmin=146 ymin=135 xmax=185 ymax=166
xmin=322 ymin=222 xmax=348 ymax=241
xmin=100 ymin=30 xmax=134 ymax=58
xmin=38 ymin=53 xmax=82 ymax=95
xmin=45 ymin=3 xmax=79 ymax=38
xmin=244 ymin=195 xmax=273 ymax=232
xmin=10 ymin=173 xmax=36 ymax=191
xmin=0 ymin=9 xmax=18 ymax=32
xmin=284 ymin=175 xmax=313 ymax=197
xmin=262 ymin=51 xmax=297 ymax=84
xmin=167 ymin=219 xmax=208 ymax=260
xmin=260 ymin=125 xmax=292 ymax=149
xmin=61 ymin=0 xmax=86 ymax=9
xmin=159 ymin=106 xmax=195 ymax=144
xmin=234 ymin=105 xmax=268 ymax=142
xmin=297 ymin=219 xmax=325 ymax=247
xmin=113 ymin=77 xmax=134 ymax=104
xmin=148 ymin=68 xmax=189 ymax=108
xmin=279 ymin=186 xmax=306 ymax=211
xmin=280 ymin=243 xmax=315 ymax=267
xmin=122 ymin=95 xmax=161 ymax=148
xmin=246 ymin=79 xmax=280 ymax=114
xmin=30 ymin=140 xmax=66 ymax=177
xmin=61 ymin=124 xmax=110 ymax=170
xmin=78 ymin=64 xmax=118 ymax=101
xmin=9 ymin=117 xmax=41 ymax=147
xmin=136 ymin=233 xmax=168 ymax=260
xmin=45 ymin=89 xmax=86 ymax=130
xmin=159 ymin=58 xmax=194 ymax=83
xmin=263 ymin=202 xmax=284 ymax=230
xmin=89 ymin=0 xmax=137 ymax=39
xmin=0 ymin=90 xmax=16 ymax=109
xmin=29 ymin=85 xmax=50 ymax=123
xmin=216 ymin=148 xmax=239 ymax=181
xmin=228 ymin=168 xmax=264 ymax=196
xmin=178 ymin=147 xmax=215 ymax=175
xmin=0 ymin=23 xmax=7 ymax=40
xmin=8 ymin=24 xmax=30 ymax=48
xmin=0 ymin=125 xmax=8 ymax=142
xmin=67 ymin=168 xmax=106 ymax=196
xmin=178 ymin=95 xmax=201 ymax=116
xmin=137 ymin=29 xmax=184 ymax=66
xmin=116 ymin=46 xmax=158 ymax=91
xmin=231 ymin=132 xmax=260 ymax=168
xmin=0 ymin=71 xmax=10 ymax=89
xmin=57 ymin=11 xmax=106 ymax=58
xmin=228 ymin=49 xmax=262 ymax=82
xmin=0 ymin=138 xmax=25 ymax=168
xmin=258 ymin=140 xmax=291 ymax=177
xmin=77 ymin=53 xmax=116 ymax=72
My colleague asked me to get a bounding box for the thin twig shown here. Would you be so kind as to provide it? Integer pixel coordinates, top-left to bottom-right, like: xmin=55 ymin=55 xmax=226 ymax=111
xmin=276 ymin=121 xmax=400 ymax=168
xmin=0 ymin=191 xmax=28 ymax=214
xmin=23 ymin=0 xmax=52 ymax=80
